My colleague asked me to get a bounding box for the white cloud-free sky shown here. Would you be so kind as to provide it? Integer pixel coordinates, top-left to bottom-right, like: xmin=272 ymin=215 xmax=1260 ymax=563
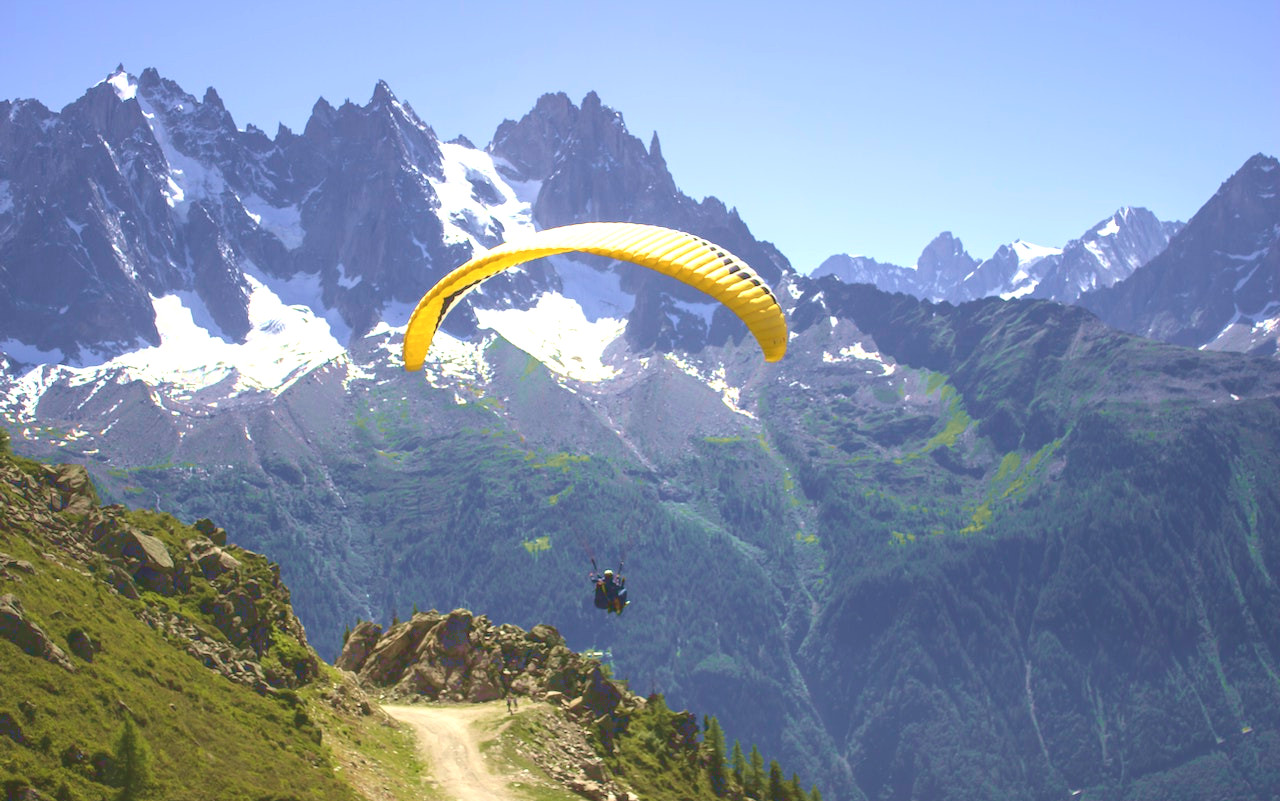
xmin=5 ymin=0 xmax=1277 ymax=271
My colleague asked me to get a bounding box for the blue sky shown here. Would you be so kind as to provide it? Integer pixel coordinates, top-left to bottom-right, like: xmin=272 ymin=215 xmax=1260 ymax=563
xmin=6 ymin=0 xmax=1277 ymax=271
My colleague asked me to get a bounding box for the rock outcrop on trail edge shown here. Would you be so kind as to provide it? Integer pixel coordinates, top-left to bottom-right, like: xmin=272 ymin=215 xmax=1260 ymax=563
xmin=339 ymin=610 xmax=635 ymax=724
xmin=339 ymin=609 xmax=701 ymax=800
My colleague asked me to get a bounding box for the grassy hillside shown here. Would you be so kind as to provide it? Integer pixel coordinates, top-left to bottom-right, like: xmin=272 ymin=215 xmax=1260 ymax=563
xmin=0 ymin=431 xmax=427 ymax=800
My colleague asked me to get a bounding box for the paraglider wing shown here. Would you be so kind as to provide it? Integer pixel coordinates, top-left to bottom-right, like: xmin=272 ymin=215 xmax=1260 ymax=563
xmin=402 ymin=222 xmax=788 ymax=370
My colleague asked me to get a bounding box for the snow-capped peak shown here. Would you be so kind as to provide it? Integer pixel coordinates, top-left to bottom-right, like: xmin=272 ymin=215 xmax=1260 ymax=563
xmin=1011 ymin=240 xmax=1063 ymax=265
xmin=1095 ymin=216 xmax=1121 ymax=237
xmin=105 ymin=69 xmax=136 ymax=101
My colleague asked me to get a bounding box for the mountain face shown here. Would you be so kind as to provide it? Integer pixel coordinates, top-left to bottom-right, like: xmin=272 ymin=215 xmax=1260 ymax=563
xmin=1080 ymin=154 xmax=1280 ymax=356
xmin=489 ymin=90 xmax=793 ymax=355
xmin=4 ymin=70 xmax=1280 ymax=801
xmin=0 ymin=68 xmax=485 ymax=363
xmin=781 ymin=280 xmax=1280 ymax=800
xmin=812 ymin=208 xmax=1179 ymax=307
xmin=1032 ymin=206 xmax=1183 ymax=303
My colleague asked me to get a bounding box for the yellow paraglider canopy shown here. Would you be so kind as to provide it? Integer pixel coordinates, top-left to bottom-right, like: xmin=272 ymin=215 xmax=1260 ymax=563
xmin=402 ymin=222 xmax=788 ymax=370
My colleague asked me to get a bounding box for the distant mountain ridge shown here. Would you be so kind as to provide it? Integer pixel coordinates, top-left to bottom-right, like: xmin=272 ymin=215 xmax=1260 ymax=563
xmin=813 ymin=206 xmax=1181 ymax=305
xmin=812 ymin=155 xmax=1280 ymax=358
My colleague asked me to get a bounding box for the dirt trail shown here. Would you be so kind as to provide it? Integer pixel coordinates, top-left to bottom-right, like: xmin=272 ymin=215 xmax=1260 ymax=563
xmin=383 ymin=702 xmax=520 ymax=801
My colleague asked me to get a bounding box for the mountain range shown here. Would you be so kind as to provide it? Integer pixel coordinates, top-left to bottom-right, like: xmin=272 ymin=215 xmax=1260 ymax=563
xmin=2 ymin=67 xmax=1279 ymax=801
xmin=813 ymin=156 xmax=1279 ymax=358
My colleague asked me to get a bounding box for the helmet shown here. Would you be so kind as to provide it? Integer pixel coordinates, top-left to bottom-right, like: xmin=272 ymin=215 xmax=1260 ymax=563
xmin=604 ymin=569 xmax=614 ymax=578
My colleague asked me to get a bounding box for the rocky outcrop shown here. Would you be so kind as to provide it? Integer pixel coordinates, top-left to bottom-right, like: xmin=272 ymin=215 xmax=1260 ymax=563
xmin=90 ymin=524 xmax=176 ymax=594
xmin=338 ymin=609 xmax=646 ymax=737
xmin=0 ymin=593 xmax=75 ymax=671
xmin=339 ymin=610 xmax=597 ymax=705
xmin=337 ymin=607 xmax=675 ymax=800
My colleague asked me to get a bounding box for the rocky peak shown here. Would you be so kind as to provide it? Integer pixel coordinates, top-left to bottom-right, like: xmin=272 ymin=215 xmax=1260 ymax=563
xmin=61 ymin=76 xmax=149 ymax=146
xmin=1080 ymin=153 xmax=1279 ymax=352
xmin=1033 ymin=206 xmax=1178 ymax=303
xmin=305 ymin=96 xmax=338 ymax=131
xmin=489 ymin=91 xmax=667 ymax=226
xmin=370 ymin=79 xmax=396 ymax=108
xmin=649 ymin=131 xmax=665 ymax=167
xmin=916 ymin=232 xmax=977 ymax=296
xmin=1195 ymin=153 xmax=1278 ymax=248
xmin=490 ymin=92 xmax=579 ymax=180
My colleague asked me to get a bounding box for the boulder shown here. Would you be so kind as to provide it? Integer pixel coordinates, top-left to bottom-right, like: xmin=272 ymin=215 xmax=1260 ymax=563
xmin=581 ymin=665 xmax=622 ymax=716
xmin=52 ymin=463 xmax=98 ymax=515
xmin=60 ymin=743 xmax=88 ymax=768
xmin=104 ymin=564 xmax=139 ymax=599
xmin=360 ymin=615 xmax=437 ymax=684
xmin=565 ymin=695 xmax=588 ymax=717
xmin=187 ymin=539 xmax=240 ymax=579
xmin=582 ymin=758 xmax=608 ymax=782
xmin=0 ymin=711 xmax=27 ymax=746
xmin=335 ymin=621 xmax=383 ymax=672
xmin=6 ymin=783 xmax=53 ymax=801
xmin=93 ymin=526 xmax=175 ymax=594
xmin=436 ymin=609 xmax=474 ymax=657
xmin=567 ymin=778 xmax=609 ymax=801
xmin=528 ymin=623 xmax=564 ymax=646
xmin=0 ymin=594 xmax=75 ymax=671
xmin=396 ymin=663 xmax=446 ymax=699
xmin=469 ymin=673 xmax=503 ymax=702
xmin=66 ymin=628 xmax=99 ymax=662
xmin=193 ymin=518 xmax=228 ymax=546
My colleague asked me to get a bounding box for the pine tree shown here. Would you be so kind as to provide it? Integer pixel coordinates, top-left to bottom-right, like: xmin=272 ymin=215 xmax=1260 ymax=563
xmin=767 ymin=759 xmax=786 ymax=801
xmin=746 ymin=745 xmax=765 ymax=799
xmin=809 ymin=784 xmax=823 ymax=801
xmin=787 ymin=773 xmax=804 ymax=801
xmin=115 ymin=717 xmax=153 ymax=801
xmin=704 ymin=716 xmax=728 ymax=797
xmin=731 ymin=740 xmax=746 ymax=786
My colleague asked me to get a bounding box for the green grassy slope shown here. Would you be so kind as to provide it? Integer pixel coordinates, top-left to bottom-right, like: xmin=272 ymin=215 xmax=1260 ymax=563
xmin=0 ymin=433 xmax=420 ymax=801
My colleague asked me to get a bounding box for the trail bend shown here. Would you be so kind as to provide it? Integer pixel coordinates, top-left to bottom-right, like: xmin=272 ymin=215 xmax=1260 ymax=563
xmin=384 ymin=701 xmax=521 ymax=801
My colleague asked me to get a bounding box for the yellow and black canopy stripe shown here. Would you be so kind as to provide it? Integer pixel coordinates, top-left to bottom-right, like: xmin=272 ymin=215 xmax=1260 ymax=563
xmin=403 ymin=222 xmax=788 ymax=370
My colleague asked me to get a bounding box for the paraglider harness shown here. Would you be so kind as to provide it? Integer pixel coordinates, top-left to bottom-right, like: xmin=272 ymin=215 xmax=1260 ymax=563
xmin=590 ymin=558 xmax=628 ymax=615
